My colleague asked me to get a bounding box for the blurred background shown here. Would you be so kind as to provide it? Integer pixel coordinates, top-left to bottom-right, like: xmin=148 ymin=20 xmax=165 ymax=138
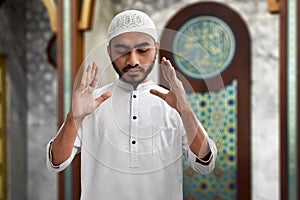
xmin=0 ymin=0 xmax=298 ymax=199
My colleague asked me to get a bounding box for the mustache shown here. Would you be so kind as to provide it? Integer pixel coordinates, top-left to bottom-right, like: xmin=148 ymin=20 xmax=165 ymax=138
xmin=123 ymin=64 xmax=145 ymax=72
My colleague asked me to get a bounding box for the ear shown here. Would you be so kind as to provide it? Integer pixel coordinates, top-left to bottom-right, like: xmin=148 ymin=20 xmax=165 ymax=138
xmin=107 ymin=45 xmax=111 ymax=56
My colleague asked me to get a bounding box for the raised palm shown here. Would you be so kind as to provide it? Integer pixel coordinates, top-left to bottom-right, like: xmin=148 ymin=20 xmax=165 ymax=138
xmin=150 ymin=57 xmax=187 ymax=114
xmin=72 ymin=62 xmax=111 ymax=120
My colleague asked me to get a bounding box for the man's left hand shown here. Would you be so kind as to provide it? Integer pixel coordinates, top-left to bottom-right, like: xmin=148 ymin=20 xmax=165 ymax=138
xmin=150 ymin=57 xmax=187 ymax=114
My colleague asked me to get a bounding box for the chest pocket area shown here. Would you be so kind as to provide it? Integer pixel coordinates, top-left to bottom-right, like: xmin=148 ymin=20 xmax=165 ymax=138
xmin=153 ymin=127 xmax=181 ymax=161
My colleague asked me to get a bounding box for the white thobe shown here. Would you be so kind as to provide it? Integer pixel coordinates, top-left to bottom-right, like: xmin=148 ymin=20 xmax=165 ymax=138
xmin=47 ymin=80 xmax=217 ymax=200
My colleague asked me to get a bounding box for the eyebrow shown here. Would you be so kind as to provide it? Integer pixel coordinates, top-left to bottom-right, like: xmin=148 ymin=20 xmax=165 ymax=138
xmin=113 ymin=42 xmax=152 ymax=49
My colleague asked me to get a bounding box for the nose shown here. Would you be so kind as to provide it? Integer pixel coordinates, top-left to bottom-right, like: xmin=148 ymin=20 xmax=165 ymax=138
xmin=126 ymin=50 xmax=140 ymax=66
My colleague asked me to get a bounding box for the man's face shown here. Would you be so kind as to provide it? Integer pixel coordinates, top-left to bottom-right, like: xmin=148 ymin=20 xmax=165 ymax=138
xmin=108 ymin=32 xmax=160 ymax=87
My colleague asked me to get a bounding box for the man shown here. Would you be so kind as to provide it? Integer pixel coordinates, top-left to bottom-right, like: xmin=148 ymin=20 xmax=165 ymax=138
xmin=47 ymin=10 xmax=217 ymax=200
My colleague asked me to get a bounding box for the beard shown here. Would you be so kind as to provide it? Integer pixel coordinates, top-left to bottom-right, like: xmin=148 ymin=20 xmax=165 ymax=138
xmin=111 ymin=56 xmax=156 ymax=88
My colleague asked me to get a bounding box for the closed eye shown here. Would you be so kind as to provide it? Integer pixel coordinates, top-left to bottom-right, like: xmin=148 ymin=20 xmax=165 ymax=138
xmin=117 ymin=50 xmax=131 ymax=55
xmin=137 ymin=48 xmax=150 ymax=53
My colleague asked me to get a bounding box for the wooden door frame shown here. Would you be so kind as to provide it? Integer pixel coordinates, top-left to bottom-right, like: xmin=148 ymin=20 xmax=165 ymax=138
xmin=56 ymin=0 xmax=85 ymax=199
xmin=279 ymin=0 xmax=288 ymax=198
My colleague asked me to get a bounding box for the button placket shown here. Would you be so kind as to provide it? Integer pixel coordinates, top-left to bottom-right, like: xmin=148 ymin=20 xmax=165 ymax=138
xmin=129 ymin=91 xmax=139 ymax=168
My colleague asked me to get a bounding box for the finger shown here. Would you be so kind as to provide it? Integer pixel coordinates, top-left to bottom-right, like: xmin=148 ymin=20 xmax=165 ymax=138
xmin=161 ymin=58 xmax=171 ymax=83
xmin=150 ymin=89 xmax=166 ymax=100
xmin=161 ymin=57 xmax=173 ymax=68
xmin=91 ymin=63 xmax=99 ymax=88
xmin=94 ymin=92 xmax=112 ymax=108
xmin=161 ymin=57 xmax=176 ymax=83
xmin=162 ymin=57 xmax=180 ymax=82
xmin=78 ymin=70 xmax=87 ymax=91
xmin=91 ymin=62 xmax=97 ymax=81
xmin=86 ymin=64 xmax=93 ymax=85
xmin=164 ymin=59 xmax=177 ymax=81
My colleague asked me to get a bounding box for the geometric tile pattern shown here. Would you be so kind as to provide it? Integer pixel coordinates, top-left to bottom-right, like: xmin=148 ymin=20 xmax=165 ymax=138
xmin=184 ymin=81 xmax=237 ymax=200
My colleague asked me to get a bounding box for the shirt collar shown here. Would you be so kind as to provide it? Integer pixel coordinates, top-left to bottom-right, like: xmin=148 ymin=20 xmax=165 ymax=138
xmin=117 ymin=79 xmax=155 ymax=91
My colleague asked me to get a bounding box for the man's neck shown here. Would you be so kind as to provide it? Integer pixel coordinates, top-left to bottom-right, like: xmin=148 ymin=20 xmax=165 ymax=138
xmin=120 ymin=77 xmax=150 ymax=90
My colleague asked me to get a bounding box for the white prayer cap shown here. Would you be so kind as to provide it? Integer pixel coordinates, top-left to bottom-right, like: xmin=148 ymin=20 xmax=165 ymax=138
xmin=107 ymin=10 xmax=158 ymax=42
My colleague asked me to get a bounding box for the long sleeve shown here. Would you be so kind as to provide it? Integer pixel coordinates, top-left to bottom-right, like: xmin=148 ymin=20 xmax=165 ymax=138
xmin=181 ymin=118 xmax=217 ymax=174
xmin=183 ymin=136 xmax=217 ymax=174
xmin=46 ymin=140 xmax=80 ymax=172
xmin=46 ymin=122 xmax=82 ymax=173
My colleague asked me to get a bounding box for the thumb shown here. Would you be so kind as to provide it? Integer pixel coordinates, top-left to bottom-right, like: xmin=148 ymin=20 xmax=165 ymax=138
xmin=94 ymin=92 xmax=112 ymax=108
xmin=150 ymin=89 xmax=166 ymax=100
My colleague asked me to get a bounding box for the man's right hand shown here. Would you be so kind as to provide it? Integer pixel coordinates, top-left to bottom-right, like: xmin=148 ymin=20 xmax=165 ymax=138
xmin=51 ymin=62 xmax=111 ymax=166
xmin=71 ymin=62 xmax=111 ymax=123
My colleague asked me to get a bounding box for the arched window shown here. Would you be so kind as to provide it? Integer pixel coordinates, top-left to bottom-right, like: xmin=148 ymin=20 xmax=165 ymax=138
xmin=159 ymin=2 xmax=251 ymax=199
